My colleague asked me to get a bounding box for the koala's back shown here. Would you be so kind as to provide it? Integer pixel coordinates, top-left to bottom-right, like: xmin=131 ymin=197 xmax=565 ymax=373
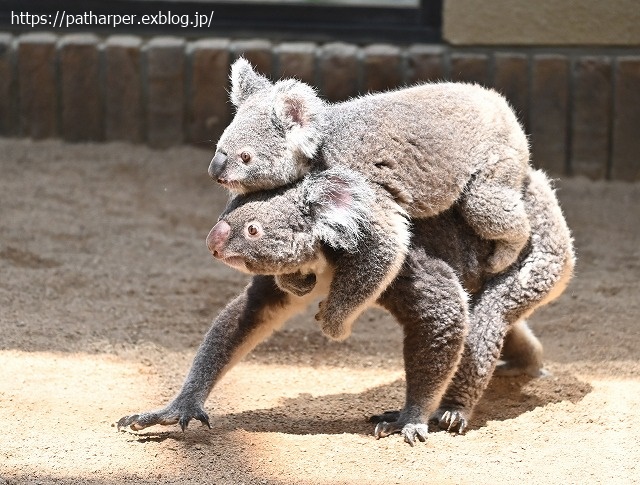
xmin=406 ymin=168 xmax=573 ymax=300
xmin=321 ymin=83 xmax=530 ymax=216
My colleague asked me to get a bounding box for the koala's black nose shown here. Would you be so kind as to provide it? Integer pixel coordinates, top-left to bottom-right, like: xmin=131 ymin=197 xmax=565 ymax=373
xmin=208 ymin=151 xmax=228 ymax=182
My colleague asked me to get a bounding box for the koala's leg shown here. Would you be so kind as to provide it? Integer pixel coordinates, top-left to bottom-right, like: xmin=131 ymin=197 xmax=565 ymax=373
xmin=117 ymin=275 xmax=312 ymax=432
xmin=316 ymin=198 xmax=410 ymax=341
xmin=430 ymin=289 xmax=511 ymax=434
xmin=494 ymin=319 xmax=546 ymax=377
xmin=459 ymin=166 xmax=531 ymax=274
xmin=433 ymin=170 xmax=575 ymax=433
xmin=373 ymin=256 xmax=469 ymax=446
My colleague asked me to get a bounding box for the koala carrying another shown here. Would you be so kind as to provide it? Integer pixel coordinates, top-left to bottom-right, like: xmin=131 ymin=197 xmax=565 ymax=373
xmin=208 ymin=59 xmax=532 ymax=341
xmin=118 ymin=168 xmax=574 ymax=445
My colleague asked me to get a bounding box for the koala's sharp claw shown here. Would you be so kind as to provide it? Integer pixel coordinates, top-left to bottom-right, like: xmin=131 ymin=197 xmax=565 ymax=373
xmin=443 ymin=411 xmax=457 ymax=431
xmin=404 ymin=433 xmax=416 ymax=447
xmin=179 ymin=416 xmax=190 ymax=432
xmin=195 ymin=411 xmax=211 ymax=429
xmin=401 ymin=423 xmax=429 ymax=446
xmin=116 ymin=414 xmax=139 ymax=431
xmin=432 ymin=408 xmax=469 ymax=434
xmin=374 ymin=421 xmax=400 ymax=439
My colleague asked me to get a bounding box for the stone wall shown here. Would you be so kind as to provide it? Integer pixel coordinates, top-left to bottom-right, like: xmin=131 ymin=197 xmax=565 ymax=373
xmin=1 ymin=32 xmax=638 ymax=180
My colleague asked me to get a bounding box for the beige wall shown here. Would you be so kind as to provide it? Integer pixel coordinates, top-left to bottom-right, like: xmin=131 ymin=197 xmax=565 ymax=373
xmin=443 ymin=0 xmax=640 ymax=46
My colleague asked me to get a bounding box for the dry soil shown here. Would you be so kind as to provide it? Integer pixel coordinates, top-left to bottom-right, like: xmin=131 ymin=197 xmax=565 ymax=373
xmin=0 ymin=139 xmax=638 ymax=484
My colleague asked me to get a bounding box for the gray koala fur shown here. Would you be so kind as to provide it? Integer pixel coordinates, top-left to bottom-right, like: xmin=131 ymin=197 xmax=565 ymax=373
xmin=205 ymin=167 xmax=407 ymax=340
xmin=207 ymin=58 xmax=532 ymax=340
xmin=118 ymin=168 xmax=574 ymax=445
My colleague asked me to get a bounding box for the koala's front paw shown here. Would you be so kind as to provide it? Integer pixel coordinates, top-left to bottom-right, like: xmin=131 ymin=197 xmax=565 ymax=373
xmin=275 ymin=272 xmax=316 ymax=297
xmin=430 ymin=407 xmax=470 ymax=434
xmin=117 ymin=397 xmax=210 ymax=432
xmin=314 ymin=300 xmax=350 ymax=341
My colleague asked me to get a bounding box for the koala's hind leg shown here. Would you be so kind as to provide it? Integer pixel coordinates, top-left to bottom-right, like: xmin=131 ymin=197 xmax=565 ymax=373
xmin=460 ymin=165 xmax=530 ymax=274
xmin=494 ymin=320 xmax=546 ymax=377
xmin=433 ymin=169 xmax=575 ymax=434
xmin=374 ymin=256 xmax=469 ymax=445
xmin=430 ymin=288 xmax=511 ymax=434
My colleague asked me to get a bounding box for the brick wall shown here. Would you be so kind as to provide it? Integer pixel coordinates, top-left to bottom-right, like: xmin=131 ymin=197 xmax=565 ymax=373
xmin=1 ymin=32 xmax=638 ymax=181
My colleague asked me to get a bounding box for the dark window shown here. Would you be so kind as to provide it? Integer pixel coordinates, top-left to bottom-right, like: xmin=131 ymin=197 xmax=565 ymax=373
xmin=0 ymin=0 xmax=442 ymax=44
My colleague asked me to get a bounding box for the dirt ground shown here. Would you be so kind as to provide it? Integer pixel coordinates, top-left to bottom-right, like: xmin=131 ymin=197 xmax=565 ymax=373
xmin=0 ymin=138 xmax=638 ymax=484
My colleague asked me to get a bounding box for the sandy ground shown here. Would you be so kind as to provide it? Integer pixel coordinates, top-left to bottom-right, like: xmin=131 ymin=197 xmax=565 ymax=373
xmin=0 ymin=138 xmax=638 ymax=484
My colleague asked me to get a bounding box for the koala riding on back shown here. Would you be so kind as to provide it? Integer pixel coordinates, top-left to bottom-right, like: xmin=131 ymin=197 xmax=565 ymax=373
xmin=118 ymin=168 xmax=574 ymax=445
xmin=209 ymin=58 xmax=532 ymax=340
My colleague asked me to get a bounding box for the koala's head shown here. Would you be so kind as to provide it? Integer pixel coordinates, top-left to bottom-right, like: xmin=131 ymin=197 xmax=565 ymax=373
xmin=209 ymin=58 xmax=326 ymax=194
xmin=206 ymin=168 xmax=375 ymax=275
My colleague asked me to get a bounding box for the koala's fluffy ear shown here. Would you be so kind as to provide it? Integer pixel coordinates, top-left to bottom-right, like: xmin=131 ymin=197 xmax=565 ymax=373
xmin=230 ymin=57 xmax=271 ymax=107
xmin=273 ymin=80 xmax=325 ymax=159
xmin=301 ymin=168 xmax=375 ymax=252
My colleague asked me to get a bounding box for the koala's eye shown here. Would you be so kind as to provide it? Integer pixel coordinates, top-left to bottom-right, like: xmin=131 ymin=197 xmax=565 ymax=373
xmin=240 ymin=151 xmax=252 ymax=164
xmin=244 ymin=221 xmax=263 ymax=240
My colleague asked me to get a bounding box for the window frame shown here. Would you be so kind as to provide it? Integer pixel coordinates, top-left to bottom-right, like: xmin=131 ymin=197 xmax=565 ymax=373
xmin=0 ymin=0 xmax=442 ymax=44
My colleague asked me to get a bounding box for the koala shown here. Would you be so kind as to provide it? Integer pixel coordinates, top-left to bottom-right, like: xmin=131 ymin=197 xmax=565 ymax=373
xmin=208 ymin=58 xmax=532 ymax=341
xmin=204 ymin=167 xmax=407 ymax=340
xmin=118 ymin=168 xmax=574 ymax=445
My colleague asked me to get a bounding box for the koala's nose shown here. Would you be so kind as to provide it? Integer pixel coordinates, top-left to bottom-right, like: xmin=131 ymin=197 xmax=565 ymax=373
xmin=206 ymin=220 xmax=231 ymax=258
xmin=208 ymin=151 xmax=228 ymax=183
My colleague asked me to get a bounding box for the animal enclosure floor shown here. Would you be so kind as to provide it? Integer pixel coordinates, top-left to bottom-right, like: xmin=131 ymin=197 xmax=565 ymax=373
xmin=0 ymin=139 xmax=638 ymax=484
